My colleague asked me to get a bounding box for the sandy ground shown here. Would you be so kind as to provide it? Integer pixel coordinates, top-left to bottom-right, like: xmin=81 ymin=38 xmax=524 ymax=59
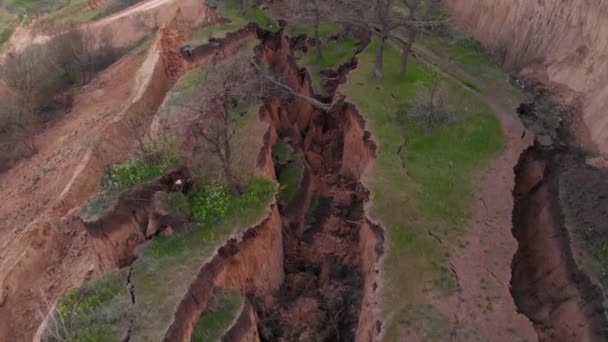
xmin=411 ymin=45 xmax=538 ymax=341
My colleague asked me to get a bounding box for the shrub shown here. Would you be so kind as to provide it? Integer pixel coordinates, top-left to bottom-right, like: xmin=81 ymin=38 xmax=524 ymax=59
xmin=188 ymin=183 xmax=231 ymax=226
xmin=271 ymin=141 xmax=294 ymax=165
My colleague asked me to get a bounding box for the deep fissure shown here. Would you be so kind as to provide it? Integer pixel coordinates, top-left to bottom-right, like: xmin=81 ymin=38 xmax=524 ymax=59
xmin=510 ymin=98 xmax=608 ymax=341
xmin=252 ymin=24 xmax=380 ymax=342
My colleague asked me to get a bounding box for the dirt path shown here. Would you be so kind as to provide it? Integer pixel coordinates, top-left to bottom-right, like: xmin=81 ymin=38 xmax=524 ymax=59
xmin=413 ymin=45 xmax=538 ymax=341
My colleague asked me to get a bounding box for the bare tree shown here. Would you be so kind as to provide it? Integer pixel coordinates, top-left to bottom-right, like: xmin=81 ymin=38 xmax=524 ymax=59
xmin=397 ymin=73 xmax=454 ymax=133
xmin=53 ymin=28 xmax=115 ymax=85
xmin=176 ymin=53 xmax=265 ymax=192
xmin=2 ymin=46 xmax=47 ymax=119
xmin=0 ymin=45 xmax=50 ymax=153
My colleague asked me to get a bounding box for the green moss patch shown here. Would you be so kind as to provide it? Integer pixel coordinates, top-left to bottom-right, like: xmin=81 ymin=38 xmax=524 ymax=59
xmin=277 ymin=155 xmax=304 ymax=206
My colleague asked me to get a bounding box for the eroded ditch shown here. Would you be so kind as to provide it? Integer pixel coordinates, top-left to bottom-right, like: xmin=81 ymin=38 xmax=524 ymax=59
xmin=511 ymin=98 xmax=608 ymax=341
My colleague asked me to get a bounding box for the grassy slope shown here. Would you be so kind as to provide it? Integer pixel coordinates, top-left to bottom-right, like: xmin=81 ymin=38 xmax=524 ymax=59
xmin=342 ymin=40 xmax=504 ymax=340
xmin=192 ymin=289 xmax=243 ymax=342
xmin=418 ymin=32 xmax=522 ymax=98
xmin=191 ymin=0 xmax=276 ymax=46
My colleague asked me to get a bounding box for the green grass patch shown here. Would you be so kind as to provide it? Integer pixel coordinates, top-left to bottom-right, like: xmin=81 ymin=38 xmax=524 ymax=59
xmin=192 ymin=289 xmax=243 ymax=342
xmin=342 ymin=39 xmax=503 ymax=341
xmin=192 ymin=0 xmax=276 ymax=46
xmin=162 ymin=192 xmax=190 ymax=217
xmin=418 ymin=32 xmax=520 ymax=98
xmin=277 ymin=155 xmax=304 ymax=206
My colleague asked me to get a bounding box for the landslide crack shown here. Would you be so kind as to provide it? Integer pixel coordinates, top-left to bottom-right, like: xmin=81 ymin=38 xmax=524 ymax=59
xmin=253 ymin=28 xmax=379 ymax=342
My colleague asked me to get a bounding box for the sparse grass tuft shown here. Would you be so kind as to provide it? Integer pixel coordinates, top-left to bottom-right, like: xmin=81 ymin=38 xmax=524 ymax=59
xmin=271 ymin=141 xmax=294 ymax=165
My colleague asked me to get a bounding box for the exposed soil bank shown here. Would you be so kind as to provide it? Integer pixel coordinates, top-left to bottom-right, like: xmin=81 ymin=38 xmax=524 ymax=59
xmin=163 ymin=205 xmax=284 ymax=342
xmin=511 ymin=144 xmax=608 ymax=341
xmin=443 ymin=0 xmax=608 ymax=152
xmin=251 ymin=26 xmax=381 ymax=342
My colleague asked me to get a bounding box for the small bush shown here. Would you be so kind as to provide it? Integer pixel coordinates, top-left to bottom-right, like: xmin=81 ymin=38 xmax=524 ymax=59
xmin=188 ymin=183 xmax=231 ymax=226
xmin=271 ymin=141 xmax=294 ymax=165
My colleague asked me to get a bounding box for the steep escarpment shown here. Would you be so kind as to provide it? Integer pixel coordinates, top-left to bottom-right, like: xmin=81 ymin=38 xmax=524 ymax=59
xmin=444 ymin=0 xmax=608 ymax=152
xmin=511 ymin=145 xmax=608 ymax=341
